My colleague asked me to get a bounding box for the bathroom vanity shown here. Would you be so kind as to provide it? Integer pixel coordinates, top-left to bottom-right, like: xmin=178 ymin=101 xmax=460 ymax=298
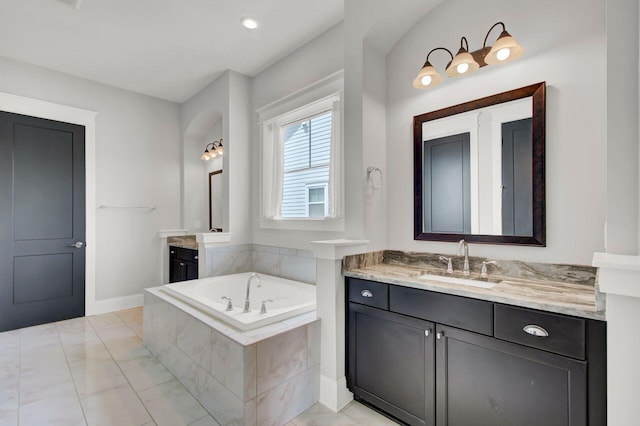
xmin=169 ymin=245 xmax=199 ymax=282
xmin=344 ymin=252 xmax=606 ymax=426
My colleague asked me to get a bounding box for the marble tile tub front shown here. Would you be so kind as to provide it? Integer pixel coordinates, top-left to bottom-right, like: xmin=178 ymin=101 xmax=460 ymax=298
xmin=143 ymin=291 xmax=321 ymax=426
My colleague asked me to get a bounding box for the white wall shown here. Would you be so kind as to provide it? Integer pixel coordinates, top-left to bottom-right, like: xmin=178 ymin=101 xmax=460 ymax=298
xmin=0 ymin=55 xmax=182 ymax=302
xmin=385 ymin=0 xmax=606 ymax=264
xmin=606 ymin=0 xmax=639 ymax=255
xmin=181 ymin=70 xmax=252 ymax=244
xmin=362 ymin=42 xmax=388 ymax=250
xmin=250 ymin=22 xmax=346 ymax=250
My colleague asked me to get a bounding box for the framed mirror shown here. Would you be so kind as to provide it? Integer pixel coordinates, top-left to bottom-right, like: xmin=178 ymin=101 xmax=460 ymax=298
xmin=209 ymin=170 xmax=223 ymax=232
xmin=413 ymin=82 xmax=545 ymax=246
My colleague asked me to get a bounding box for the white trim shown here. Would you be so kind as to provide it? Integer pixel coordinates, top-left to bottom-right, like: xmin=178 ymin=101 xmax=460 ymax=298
xmin=319 ymin=375 xmax=353 ymax=413
xmin=158 ymin=229 xmax=188 ymax=238
xmin=258 ymin=217 xmax=344 ymax=232
xmin=256 ymin=70 xmax=344 ymax=120
xmin=310 ymin=239 xmax=369 ymax=260
xmin=0 ymin=91 xmax=99 ymax=315
xmin=593 ymin=252 xmax=640 ymax=298
xmin=195 ymin=231 xmax=232 ymax=247
xmin=90 ymin=293 xmax=143 ymax=316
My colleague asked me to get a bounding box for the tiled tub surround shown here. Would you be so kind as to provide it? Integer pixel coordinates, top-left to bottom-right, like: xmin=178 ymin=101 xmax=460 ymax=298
xmin=344 ymin=250 xmax=604 ymax=320
xmin=205 ymin=244 xmax=316 ymax=284
xmin=143 ymin=288 xmax=321 ymax=426
xmin=167 ymin=235 xmax=198 ymax=250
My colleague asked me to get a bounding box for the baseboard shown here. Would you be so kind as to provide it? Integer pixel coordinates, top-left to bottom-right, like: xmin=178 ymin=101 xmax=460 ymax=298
xmin=88 ymin=293 xmax=143 ymax=316
xmin=319 ymin=375 xmax=353 ymax=412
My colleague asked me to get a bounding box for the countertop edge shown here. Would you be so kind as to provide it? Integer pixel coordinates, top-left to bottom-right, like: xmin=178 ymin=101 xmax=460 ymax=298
xmin=344 ymin=270 xmax=605 ymax=321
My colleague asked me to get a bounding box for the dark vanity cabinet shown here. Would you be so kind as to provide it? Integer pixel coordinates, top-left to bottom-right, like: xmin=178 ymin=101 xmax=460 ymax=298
xmin=169 ymin=246 xmax=199 ymax=283
xmin=346 ymin=278 xmax=606 ymax=426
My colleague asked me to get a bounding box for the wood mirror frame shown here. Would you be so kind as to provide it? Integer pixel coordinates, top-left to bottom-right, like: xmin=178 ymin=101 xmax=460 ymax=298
xmin=413 ymin=82 xmax=546 ymax=246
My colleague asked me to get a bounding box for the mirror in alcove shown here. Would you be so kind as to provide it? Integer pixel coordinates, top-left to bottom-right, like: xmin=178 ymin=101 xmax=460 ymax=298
xmin=209 ymin=169 xmax=223 ymax=231
xmin=413 ymin=82 xmax=546 ymax=246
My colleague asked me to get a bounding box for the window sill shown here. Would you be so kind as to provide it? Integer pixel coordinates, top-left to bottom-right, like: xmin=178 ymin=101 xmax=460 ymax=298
xmin=259 ymin=217 xmax=345 ymax=232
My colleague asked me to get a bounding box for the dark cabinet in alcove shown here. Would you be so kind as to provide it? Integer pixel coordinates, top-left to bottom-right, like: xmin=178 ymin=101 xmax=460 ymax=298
xmin=169 ymin=246 xmax=198 ymax=283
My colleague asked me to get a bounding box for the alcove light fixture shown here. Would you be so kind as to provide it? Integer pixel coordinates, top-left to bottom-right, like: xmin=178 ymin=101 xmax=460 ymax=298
xmin=200 ymin=139 xmax=224 ymax=161
xmin=413 ymin=22 xmax=524 ymax=90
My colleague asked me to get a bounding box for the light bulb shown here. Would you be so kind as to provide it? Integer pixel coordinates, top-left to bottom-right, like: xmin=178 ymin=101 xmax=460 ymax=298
xmin=241 ymin=17 xmax=258 ymax=30
xmin=420 ymin=75 xmax=432 ymax=86
xmin=456 ymin=63 xmax=469 ymax=74
xmin=497 ymin=48 xmax=511 ymax=61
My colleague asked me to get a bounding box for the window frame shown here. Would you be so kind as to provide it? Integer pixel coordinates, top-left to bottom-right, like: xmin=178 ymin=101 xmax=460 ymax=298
xmin=257 ymin=71 xmax=344 ymax=232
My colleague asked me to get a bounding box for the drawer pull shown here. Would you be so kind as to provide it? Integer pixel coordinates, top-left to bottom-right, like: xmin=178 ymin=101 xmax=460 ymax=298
xmin=523 ymin=324 xmax=549 ymax=337
xmin=361 ymin=290 xmax=373 ymax=298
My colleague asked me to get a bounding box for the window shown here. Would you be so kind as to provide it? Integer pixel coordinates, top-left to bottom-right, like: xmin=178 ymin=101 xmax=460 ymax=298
xmin=306 ymin=183 xmax=328 ymax=217
xmin=281 ymin=112 xmax=332 ymax=218
xmin=258 ymin=72 xmax=343 ymax=231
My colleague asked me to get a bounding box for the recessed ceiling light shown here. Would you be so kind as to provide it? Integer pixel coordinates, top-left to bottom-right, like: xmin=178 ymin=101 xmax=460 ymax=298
xmin=241 ymin=17 xmax=258 ymax=30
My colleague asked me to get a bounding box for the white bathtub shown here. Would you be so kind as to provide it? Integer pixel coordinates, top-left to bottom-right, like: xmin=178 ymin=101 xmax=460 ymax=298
xmin=161 ymin=272 xmax=316 ymax=331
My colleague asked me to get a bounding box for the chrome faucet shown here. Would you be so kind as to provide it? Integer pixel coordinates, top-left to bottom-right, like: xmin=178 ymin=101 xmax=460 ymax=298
xmin=458 ymin=239 xmax=470 ymax=275
xmin=243 ymin=273 xmax=261 ymax=313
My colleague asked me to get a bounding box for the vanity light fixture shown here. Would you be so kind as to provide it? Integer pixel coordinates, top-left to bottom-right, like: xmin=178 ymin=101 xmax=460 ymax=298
xmin=413 ymin=21 xmax=524 ymax=90
xmin=200 ymin=139 xmax=224 ymax=161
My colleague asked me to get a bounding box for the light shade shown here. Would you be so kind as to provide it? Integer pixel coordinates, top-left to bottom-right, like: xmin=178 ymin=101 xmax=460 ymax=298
xmin=484 ymin=30 xmax=524 ymax=65
xmin=241 ymin=17 xmax=258 ymax=30
xmin=413 ymin=61 xmax=443 ymax=89
xmin=445 ymin=47 xmax=480 ymax=77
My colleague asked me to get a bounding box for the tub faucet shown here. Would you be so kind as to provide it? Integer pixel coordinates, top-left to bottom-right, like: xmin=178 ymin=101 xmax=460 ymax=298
xmin=458 ymin=239 xmax=470 ymax=275
xmin=243 ymin=273 xmax=261 ymax=313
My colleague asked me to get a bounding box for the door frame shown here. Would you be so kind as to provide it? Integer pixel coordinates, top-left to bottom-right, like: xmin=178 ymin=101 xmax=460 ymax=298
xmin=0 ymin=91 xmax=98 ymax=315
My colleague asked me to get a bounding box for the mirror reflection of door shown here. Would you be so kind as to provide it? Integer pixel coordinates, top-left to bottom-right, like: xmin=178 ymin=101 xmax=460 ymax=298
xmin=209 ymin=170 xmax=223 ymax=231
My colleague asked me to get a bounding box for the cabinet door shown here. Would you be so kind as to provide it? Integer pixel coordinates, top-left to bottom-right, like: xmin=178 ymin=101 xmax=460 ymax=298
xmin=186 ymin=261 xmax=198 ymax=280
xmin=348 ymin=303 xmax=435 ymax=426
xmin=436 ymin=325 xmax=587 ymax=426
xmin=169 ymin=259 xmax=187 ymax=283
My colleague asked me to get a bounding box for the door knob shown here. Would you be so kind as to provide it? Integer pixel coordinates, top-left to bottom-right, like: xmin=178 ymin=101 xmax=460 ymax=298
xmin=67 ymin=242 xmax=84 ymax=248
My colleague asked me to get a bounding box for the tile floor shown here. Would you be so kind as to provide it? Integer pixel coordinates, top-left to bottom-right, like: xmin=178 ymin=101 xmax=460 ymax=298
xmin=0 ymin=307 xmax=398 ymax=426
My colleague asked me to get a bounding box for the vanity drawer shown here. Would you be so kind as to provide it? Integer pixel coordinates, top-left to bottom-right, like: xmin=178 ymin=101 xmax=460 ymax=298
xmin=494 ymin=305 xmax=585 ymax=359
xmin=169 ymin=246 xmax=199 ymax=263
xmin=348 ymin=278 xmax=389 ymax=310
xmin=389 ymin=286 xmax=493 ymax=335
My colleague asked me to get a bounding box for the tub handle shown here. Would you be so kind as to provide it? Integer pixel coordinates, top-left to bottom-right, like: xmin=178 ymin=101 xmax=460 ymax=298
xmin=221 ymin=296 xmax=234 ymax=311
xmin=260 ymin=299 xmax=274 ymax=315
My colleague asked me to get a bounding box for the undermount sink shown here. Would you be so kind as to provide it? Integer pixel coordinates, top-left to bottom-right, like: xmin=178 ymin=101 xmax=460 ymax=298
xmin=418 ymin=273 xmax=499 ymax=289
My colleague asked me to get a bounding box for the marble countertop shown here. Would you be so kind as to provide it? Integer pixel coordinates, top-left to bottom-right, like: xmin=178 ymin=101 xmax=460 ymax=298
xmin=167 ymin=235 xmax=198 ymax=250
xmin=344 ymin=262 xmax=605 ymax=320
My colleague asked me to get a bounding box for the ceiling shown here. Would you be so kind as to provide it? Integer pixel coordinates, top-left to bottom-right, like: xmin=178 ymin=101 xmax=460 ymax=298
xmin=0 ymin=0 xmax=343 ymax=102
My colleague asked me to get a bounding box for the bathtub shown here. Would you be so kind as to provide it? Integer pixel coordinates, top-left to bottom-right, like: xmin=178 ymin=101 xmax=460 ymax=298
xmin=161 ymin=272 xmax=316 ymax=331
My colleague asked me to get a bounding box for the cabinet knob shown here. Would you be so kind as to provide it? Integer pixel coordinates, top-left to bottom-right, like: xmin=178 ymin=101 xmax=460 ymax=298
xmin=361 ymin=290 xmax=373 ymax=298
xmin=436 ymin=331 xmax=444 ymax=340
xmin=179 ymin=262 xmax=186 ymax=267
xmin=170 ymin=250 xmax=175 ymax=254
xmin=194 ymin=255 xmax=199 ymax=260
xmin=523 ymin=324 xmax=549 ymax=337
xmin=425 ymin=329 xmax=432 ymax=337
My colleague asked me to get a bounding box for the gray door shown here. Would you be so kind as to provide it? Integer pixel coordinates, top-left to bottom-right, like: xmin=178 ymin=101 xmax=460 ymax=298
xmin=502 ymin=118 xmax=533 ymax=236
xmin=423 ymin=133 xmax=471 ymax=233
xmin=0 ymin=111 xmax=85 ymax=332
